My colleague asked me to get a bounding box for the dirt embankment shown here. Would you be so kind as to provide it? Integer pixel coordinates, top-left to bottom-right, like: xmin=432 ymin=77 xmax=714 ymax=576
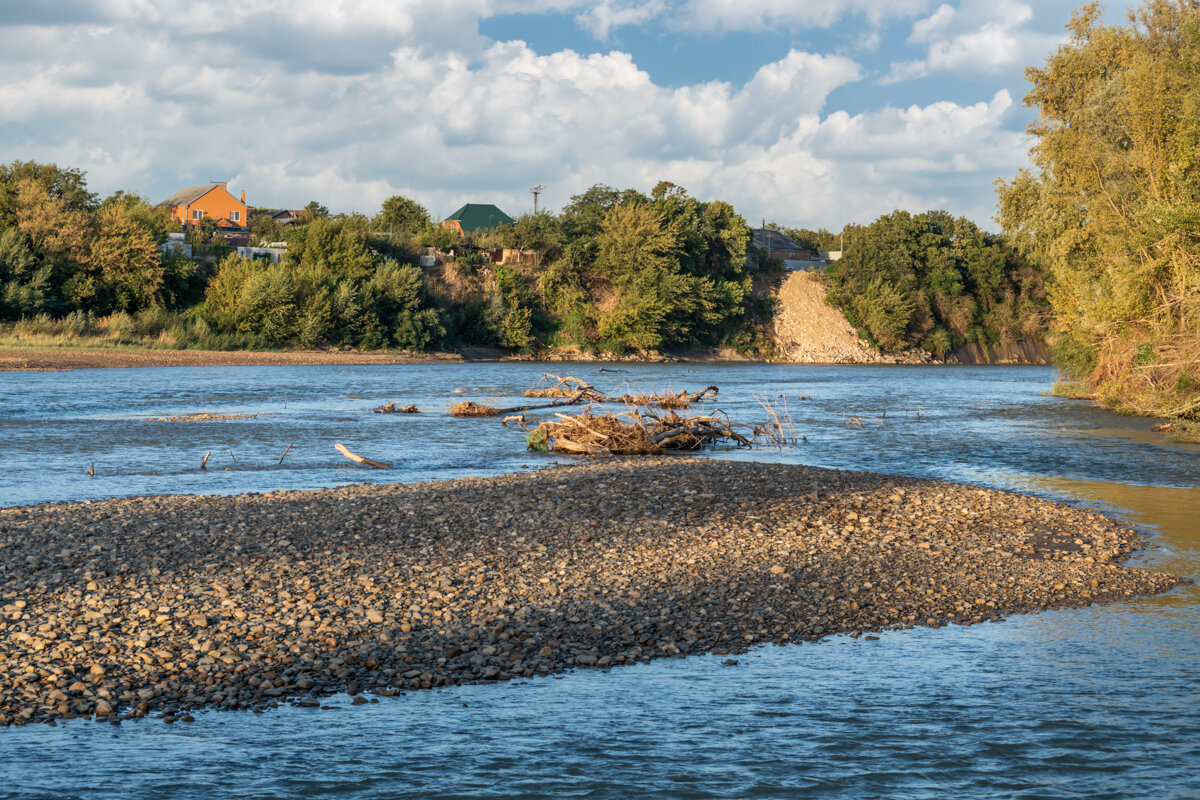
xmin=949 ymin=341 xmax=1053 ymax=365
xmin=770 ymin=272 xmax=889 ymax=363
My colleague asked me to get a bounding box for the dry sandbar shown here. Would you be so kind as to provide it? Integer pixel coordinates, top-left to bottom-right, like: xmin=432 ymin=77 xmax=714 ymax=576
xmin=0 ymin=459 xmax=1186 ymax=726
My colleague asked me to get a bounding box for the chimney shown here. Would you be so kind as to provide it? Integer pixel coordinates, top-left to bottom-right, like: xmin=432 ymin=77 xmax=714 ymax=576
xmin=240 ymin=190 xmax=246 ymax=204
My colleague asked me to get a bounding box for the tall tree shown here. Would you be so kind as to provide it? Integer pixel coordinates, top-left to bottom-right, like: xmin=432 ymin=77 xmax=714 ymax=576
xmin=373 ymin=195 xmax=429 ymax=241
xmin=0 ymin=161 xmax=96 ymax=228
xmin=0 ymin=227 xmax=51 ymax=319
xmin=997 ymin=0 xmax=1200 ymax=418
xmin=67 ymin=202 xmax=164 ymax=314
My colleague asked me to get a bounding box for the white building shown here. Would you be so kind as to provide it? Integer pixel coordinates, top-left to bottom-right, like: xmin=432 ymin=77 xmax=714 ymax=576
xmin=237 ymin=246 xmax=287 ymax=264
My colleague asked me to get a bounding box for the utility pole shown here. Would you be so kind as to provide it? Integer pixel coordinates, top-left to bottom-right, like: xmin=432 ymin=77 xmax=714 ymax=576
xmin=530 ymin=184 xmax=546 ymax=215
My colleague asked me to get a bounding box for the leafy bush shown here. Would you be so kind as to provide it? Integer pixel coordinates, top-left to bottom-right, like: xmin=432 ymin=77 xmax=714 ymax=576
xmin=62 ymin=309 xmax=94 ymax=336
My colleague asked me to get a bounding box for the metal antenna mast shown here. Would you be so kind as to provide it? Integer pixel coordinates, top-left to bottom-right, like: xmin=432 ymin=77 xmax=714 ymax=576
xmin=530 ymin=184 xmax=546 ymax=215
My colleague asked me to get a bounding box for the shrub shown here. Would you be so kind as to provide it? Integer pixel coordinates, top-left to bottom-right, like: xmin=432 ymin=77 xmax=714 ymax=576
xmin=62 ymin=310 xmax=95 ymax=336
xmin=102 ymin=311 xmax=136 ymax=341
xmin=13 ymin=313 xmax=56 ymax=336
xmin=920 ymin=327 xmax=953 ymax=358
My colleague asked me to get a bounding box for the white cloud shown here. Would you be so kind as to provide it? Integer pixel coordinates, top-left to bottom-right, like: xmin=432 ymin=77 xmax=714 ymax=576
xmin=0 ymin=0 xmax=1037 ymax=229
xmin=575 ymin=0 xmax=669 ymax=40
xmin=674 ymin=0 xmax=933 ymax=32
xmin=883 ymin=0 xmax=1062 ymax=83
xmin=694 ymin=91 xmax=1022 ymax=228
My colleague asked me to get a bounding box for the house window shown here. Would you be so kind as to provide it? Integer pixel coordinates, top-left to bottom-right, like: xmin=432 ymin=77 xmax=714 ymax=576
xmin=230 ymin=210 xmax=241 ymax=222
xmin=192 ymin=209 xmax=204 ymax=220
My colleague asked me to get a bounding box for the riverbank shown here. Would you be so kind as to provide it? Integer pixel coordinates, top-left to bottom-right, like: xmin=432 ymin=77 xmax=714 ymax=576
xmin=0 ymin=459 xmax=1186 ymax=727
xmin=0 ymin=347 xmax=466 ymax=371
xmin=0 ymin=343 xmax=939 ymax=371
xmin=0 ymin=345 xmax=868 ymax=371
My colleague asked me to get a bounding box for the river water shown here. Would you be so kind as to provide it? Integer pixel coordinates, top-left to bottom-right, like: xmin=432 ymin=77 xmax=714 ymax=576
xmin=0 ymin=363 xmax=1197 ymax=799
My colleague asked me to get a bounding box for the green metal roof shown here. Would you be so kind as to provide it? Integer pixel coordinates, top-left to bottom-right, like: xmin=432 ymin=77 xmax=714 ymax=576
xmin=445 ymin=203 xmax=514 ymax=233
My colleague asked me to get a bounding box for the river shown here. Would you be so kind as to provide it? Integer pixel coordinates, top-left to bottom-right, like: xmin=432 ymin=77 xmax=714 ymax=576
xmin=1 ymin=363 xmax=1197 ymax=799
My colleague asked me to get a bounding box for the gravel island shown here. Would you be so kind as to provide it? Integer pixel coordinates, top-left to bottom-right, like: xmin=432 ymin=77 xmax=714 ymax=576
xmin=0 ymin=459 xmax=1187 ymax=726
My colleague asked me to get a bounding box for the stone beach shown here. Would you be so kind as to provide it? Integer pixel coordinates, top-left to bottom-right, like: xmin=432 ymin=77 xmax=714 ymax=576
xmin=0 ymin=459 xmax=1187 ymax=727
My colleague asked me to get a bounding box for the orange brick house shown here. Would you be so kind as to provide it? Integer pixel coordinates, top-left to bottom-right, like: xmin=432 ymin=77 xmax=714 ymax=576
xmin=160 ymin=182 xmax=248 ymax=227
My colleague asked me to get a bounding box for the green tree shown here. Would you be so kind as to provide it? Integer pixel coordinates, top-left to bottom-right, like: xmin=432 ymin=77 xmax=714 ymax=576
xmin=559 ymin=184 xmax=649 ymax=266
xmin=0 ymin=227 xmax=51 ymax=319
xmin=66 ymin=202 xmax=165 ymax=314
xmin=287 ymin=217 xmax=377 ymax=282
xmin=594 ymin=203 xmax=680 ymax=350
xmin=303 ymin=200 xmax=330 ymax=220
xmin=14 ymin=178 xmax=90 ymax=269
xmin=417 ymin=222 xmax=459 ymax=251
xmin=365 ymin=259 xmax=445 ymax=349
xmin=99 ymin=191 xmax=175 ymax=242
xmin=248 ymin=211 xmax=285 ymax=244
xmin=373 ymin=195 xmax=430 ymax=241
xmin=204 ymin=253 xmax=299 ymax=345
xmin=777 ymin=225 xmax=838 ymax=254
xmin=0 ymin=161 xmax=96 ymax=229
xmin=826 ymin=210 xmax=1046 ymax=353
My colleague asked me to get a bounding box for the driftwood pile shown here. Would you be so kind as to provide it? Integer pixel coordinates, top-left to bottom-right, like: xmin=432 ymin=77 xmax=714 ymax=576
xmin=613 ymin=386 xmax=718 ymax=409
xmin=373 ymin=402 xmax=420 ymax=414
xmin=450 ymin=401 xmax=503 ymax=418
xmin=451 ymin=374 xmax=753 ymax=456
xmin=522 ymin=374 xmax=718 ymax=410
xmin=517 ymin=407 xmax=751 ymax=457
xmin=522 ymin=376 xmax=609 ymax=402
xmin=450 ymin=375 xmax=654 ymax=418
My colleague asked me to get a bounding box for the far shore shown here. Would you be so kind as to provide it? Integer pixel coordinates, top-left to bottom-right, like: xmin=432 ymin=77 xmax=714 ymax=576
xmin=0 ymin=347 xmax=470 ymax=372
xmin=0 ymin=345 xmax=782 ymax=372
xmin=0 ymin=344 xmax=1046 ymax=372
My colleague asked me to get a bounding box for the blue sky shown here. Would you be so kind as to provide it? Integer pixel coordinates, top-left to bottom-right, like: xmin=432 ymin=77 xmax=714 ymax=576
xmin=0 ymin=0 xmax=1137 ymax=230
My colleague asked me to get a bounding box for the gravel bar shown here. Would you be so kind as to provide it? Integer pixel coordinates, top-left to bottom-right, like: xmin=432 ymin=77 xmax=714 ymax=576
xmin=0 ymin=459 xmax=1188 ymax=726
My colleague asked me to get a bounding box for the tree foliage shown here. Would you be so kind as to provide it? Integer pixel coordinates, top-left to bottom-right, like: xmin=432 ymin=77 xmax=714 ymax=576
xmin=68 ymin=202 xmax=165 ymax=314
xmin=9 ymin=160 xmax=1058 ymax=364
xmin=825 ymin=210 xmax=1047 ymax=356
xmin=373 ymin=195 xmax=430 ymax=240
xmin=997 ymin=0 xmax=1200 ymax=418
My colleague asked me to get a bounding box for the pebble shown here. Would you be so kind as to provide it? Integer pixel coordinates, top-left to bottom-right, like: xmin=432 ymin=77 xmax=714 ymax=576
xmin=0 ymin=459 xmax=1186 ymax=726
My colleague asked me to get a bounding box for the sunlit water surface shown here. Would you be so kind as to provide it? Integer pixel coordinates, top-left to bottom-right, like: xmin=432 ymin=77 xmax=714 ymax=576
xmin=1 ymin=363 xmax=1197 ymax=799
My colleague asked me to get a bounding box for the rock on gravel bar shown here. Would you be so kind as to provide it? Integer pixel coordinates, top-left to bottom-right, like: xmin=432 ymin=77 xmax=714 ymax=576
xmin=0 ymin=459 xmax=1188 ymax=726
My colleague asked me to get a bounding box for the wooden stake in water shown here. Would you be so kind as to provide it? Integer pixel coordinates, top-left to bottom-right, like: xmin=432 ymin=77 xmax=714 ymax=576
xmin=200 ymin=451 xmax=211 ymax=470
xmin=278 ymin=443 xmax=294 ymax=464
xmin=87 ymin=463 xmax=94 ymax=476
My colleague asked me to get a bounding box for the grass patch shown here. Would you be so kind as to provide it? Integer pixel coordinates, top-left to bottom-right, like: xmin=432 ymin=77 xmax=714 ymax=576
xmin=1045 ymin=380 xmax=1094 ymax=400
xmin=0 ymin=311 xmax=270 ymax=352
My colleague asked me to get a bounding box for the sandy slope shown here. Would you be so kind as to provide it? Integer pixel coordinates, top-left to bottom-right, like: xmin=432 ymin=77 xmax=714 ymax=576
xmin=771 ymin=272 xmax=886 ymax=363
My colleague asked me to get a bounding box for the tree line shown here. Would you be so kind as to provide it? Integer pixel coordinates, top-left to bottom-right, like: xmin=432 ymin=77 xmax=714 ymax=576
xmin=1 ymin=158 xmax=1063 ymax=373
xmin=0 ymin=170 xmax=775 ymax=354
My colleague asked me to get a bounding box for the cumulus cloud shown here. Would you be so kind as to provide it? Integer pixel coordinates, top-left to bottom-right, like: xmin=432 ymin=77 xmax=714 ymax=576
xmin=0 ymin=0 xmax=1034 ymax=228
xmin=883 ymin=0 xmax=1063 ymax=83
